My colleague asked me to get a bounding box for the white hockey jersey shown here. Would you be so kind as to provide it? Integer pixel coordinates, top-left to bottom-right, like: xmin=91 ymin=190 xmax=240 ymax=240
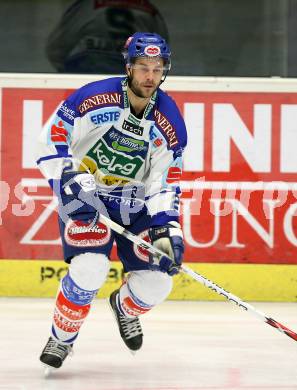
xmin=36 ymin=76 xmax=187 ymax=226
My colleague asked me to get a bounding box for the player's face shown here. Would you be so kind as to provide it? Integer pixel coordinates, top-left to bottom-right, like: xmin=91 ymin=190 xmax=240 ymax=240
xmin=127 ymin=57 xmax=165 ymax=98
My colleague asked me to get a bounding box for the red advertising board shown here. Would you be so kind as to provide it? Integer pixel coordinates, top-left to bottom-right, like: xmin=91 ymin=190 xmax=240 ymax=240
xmin=1 ymin=86 xmax=297 ymax=264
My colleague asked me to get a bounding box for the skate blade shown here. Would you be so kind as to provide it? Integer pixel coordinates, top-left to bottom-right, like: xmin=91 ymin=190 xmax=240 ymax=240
xmin=43 ymin=364 xmax=57 ymax=378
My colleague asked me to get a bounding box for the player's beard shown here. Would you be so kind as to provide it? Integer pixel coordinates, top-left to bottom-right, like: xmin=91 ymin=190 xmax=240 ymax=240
xmin=128 ymin=77 xmax=159 ymax=99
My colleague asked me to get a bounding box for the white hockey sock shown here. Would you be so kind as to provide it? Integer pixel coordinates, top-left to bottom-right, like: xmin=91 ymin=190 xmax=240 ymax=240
xmin=118 ymin=281 xmax=153 ymax=318
xmin=51 ymin=272 xmax=98 ymax=344
xmin=118 ymin=270 xmax=172 ymax=318
xmin=51 ymin=253 xmax=110 ymax=343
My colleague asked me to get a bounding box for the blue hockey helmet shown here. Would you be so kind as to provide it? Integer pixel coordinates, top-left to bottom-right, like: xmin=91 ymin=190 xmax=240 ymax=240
xmin=123 ymin=32 xmax=171 ymax=70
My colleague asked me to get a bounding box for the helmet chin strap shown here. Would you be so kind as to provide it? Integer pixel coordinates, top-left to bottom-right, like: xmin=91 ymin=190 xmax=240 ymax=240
xmin=159 ymin=69 xmax=169 ymax=85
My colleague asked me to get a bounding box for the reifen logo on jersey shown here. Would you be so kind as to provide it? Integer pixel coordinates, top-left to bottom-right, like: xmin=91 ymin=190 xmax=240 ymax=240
xmin=144 ymin=45 xmax=161 ymax=57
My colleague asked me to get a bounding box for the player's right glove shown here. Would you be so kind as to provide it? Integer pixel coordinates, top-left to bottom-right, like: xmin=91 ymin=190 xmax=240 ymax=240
xmin=54 ymin=170 xmax=100 ymax=223
xmin=148 ymin=221 xmax=184 ymax=276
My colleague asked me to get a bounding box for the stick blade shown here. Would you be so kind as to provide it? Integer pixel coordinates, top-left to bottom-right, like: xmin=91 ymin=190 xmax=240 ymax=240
xmin=266 ymin=317 xmax=297 ymax=342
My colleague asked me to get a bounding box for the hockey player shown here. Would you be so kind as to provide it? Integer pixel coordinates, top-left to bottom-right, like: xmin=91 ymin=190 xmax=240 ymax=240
xmin=38 ymin=32 xmax=187 ymax=370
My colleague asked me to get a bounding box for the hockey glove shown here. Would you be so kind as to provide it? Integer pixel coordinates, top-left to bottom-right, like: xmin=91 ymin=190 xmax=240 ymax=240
xmin=55 ymin=170 xmax=100 ymax=223
xmin=148 ymin=221 xmax=184 ymax=276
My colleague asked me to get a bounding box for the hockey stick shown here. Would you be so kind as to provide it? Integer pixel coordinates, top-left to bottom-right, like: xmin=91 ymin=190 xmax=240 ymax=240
xmin=98 ymin=213 xmax=297 ymax=343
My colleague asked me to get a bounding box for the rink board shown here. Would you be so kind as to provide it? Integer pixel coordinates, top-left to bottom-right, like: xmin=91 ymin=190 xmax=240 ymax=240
xmin=1 ymin=259 xmax=297 ymax=301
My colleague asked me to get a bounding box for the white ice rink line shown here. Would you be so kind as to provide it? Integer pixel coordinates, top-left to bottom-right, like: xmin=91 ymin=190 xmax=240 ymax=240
xmin=0 ymin=298 xmax=296 ymax=390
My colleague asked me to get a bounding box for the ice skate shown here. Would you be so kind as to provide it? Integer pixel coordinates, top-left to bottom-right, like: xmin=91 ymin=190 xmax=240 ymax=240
xmin=40 ymin=336 xmax=73 ymax=373
xmin=109 ymin=289 xmax=143 ymax=353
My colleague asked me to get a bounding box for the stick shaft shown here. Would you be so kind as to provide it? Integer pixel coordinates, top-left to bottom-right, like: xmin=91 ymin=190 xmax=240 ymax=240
xmin=99 ymin=213 xmax=297 ymax=343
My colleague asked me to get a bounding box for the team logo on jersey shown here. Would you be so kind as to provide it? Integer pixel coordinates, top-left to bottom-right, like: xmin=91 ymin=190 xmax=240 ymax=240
xmin=144 ymin=45 xmax=161 ymax=57
xmin=50 ymin=120 xmax=68 ymax=144
xmin=154 ymin=110 xmax=178 ymax=147
xmin=111 ymin=138 xmax=145 ymax=152
xmin=90 ymin=110 xmax=120 ymax=125
xmin=65 ymin=219 xmax=111 ymax=247
xmin=59 ymin=103 xmax=75 ymax=122
xmin=108 ymin=130 xmax=148 ymax=153
xmin=78 ymin=93 xmax=121 ymax=114
xmin=122 ymin=120 xmax=144 ymax=136
xmin=149 ymin=127 xmax=164 ymax=148
xmin=166 ymin=166 xmax=182 ymax=183
xmin=83 ymin=138 xmax=144 ymax=179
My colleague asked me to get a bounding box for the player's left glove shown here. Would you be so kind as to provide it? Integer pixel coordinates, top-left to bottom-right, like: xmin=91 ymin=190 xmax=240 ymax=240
xmin=148 ymin=221 xmax=184 ymax=276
